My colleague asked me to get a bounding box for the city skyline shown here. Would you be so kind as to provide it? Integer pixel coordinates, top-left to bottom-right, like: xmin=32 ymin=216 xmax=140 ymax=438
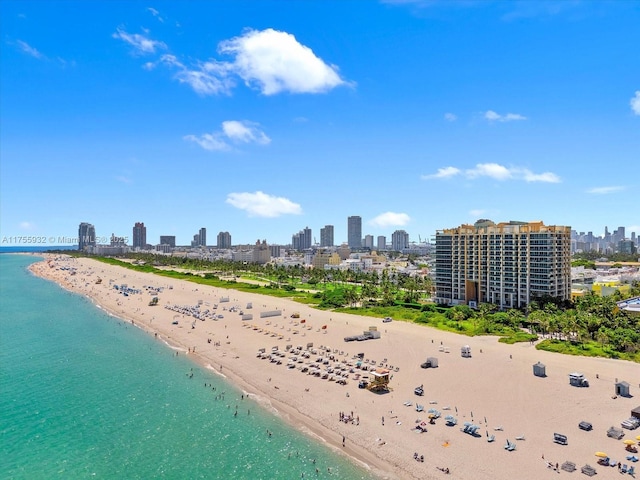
xmin=1 ymin=1 xmax=639 ymax=246
xmin=71 ymin=218 xmax=640 ymax=250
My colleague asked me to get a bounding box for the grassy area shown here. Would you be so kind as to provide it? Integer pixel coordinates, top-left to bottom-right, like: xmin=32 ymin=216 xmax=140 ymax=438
xmin=498 ymin=331 xmax=538 ymax=344
xmin=536 ymin=339 xmax=640 ymax=362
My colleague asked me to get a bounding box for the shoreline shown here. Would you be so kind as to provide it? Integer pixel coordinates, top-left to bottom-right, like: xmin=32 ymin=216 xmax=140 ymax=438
xmin=28 ymin=255 xmax=395 ymax=479
xmin=29 ymin=254 xmax=640 ymax=480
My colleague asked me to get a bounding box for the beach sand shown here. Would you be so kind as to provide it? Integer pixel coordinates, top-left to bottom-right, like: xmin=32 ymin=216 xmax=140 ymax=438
xmin=30 ymin=255 xmax=640 ymax=480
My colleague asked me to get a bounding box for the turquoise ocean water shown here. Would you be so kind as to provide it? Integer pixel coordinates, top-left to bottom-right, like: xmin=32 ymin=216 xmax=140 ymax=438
xmin=0 ymin=255 xmax=376 ymax=480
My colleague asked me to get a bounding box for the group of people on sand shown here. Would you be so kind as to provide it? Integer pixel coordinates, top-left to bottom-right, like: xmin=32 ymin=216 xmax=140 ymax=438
xmin=437 ymin=466 xmax=451 ymax=474
xmin=413 ymin=452 xmax=424 ymax=462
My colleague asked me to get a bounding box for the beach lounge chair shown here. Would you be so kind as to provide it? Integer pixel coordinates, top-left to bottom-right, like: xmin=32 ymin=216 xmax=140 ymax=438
xmin=416 ymin=404 xmax=424 ymax=412
xmin=504 ymin=439 xmax=516 ymax=451
xmin=623 ymin=464 xmax=629 ymax=473
xmin=628 ymin=465 xmax=635 ymax=475
xmin=487 ymin=434 xmax=495 ymax=443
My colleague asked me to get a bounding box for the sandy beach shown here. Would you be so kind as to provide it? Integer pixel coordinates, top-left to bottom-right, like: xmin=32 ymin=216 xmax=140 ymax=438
xmin=30 ymin=255 xmax=640 ymax=480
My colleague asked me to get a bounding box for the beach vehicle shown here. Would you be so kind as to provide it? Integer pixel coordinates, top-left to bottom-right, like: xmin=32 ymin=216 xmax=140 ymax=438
xmin=382 ymin=317 xmax=392 ymax=323
xmin=148 ymin=296 xmax=159 ymax=306
xmin=569 ymin=372 xmax=589 ymax=387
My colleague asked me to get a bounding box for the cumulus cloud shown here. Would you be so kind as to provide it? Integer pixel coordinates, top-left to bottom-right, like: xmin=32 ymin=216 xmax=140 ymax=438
xmin=466 ymin=162 xmax=512 ymax=180
xmin=226 ymin=191 xmax=302 ymax=217
xmin=132 ymin=28 xmax=348 ymax=96
xmin=15 ymin=39 xmax=44 ymax=59
xmin=586 ymin=186 xmax=625 ymax=195
xmin=184 ymin=120 xmax=270 ymax=151
xmin=484 ymin=110 xmax=527 ymax=122
xmin=221 ymin=120 xmax=271 ymax=145
xmin=422 ymin=163 xmax=560 ymax=183
xmin=631 ymin=91 xmax=640 ymax=115
xmin=112 ymin=27 xmax=166 ymax=55
xmin=219 ymin=28 xmax=347 ymax=95
xmin=420 ymin=166 xmax=461 ymax=180
xmin=369 ymin=212 xmax=411 ymax=228
xmin=444 ymin=112 xmax=457 ymax=122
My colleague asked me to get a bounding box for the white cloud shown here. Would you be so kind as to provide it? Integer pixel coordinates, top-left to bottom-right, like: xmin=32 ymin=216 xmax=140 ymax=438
xmin=421 ymin=166 xmax=461 ymax=180
xmin=112 ymin=28 xmax=166 ymax=55
xmin=126 ymin=28 xmax=349 ymax=97
xmin=521 ymin=169 xmax=561 ymax=183
xmin=444 ymin=112 xmax=457 ymax=122
xmin=369 ymin=212 xmax=411 ymax=228
xmin=147 ymin=7 xmax=164 ymax=22
xmin=586 ymin=186 xmax=625 ymax=195
xmin=631 ymin=91 xmax=640 ymax=115
xmin=469 ymin=209 xmax=486 ymax=217
xmin=466 ymin=163 xmax=512 ymax=180
xmin=484 ymin=110 xmax=527 ymax=122
xmin=184 ymin=120 xmax=270 ymax=151
xmin=15 ymin=40 xmax=44 ymax=59
xmin=226 ymin=191 xmax=302 ymax=218
xmin=19 ymin=221 xmax=36 ymax=230
xmin=219 ymin=28 xmax=347 ymax=95
xmin=221 ymin=120 xmax=271 ymax=145
xmin=423 ymin=163 xmax=561 ymax=183
xmin=160 ymin=54 xmax=234 ymax=95
xmin=183 ymin=133 xmax=231 ymax=152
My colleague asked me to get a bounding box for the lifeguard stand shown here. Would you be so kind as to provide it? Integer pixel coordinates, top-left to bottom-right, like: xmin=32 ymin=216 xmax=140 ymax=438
xmin=367 ymin=369 xmax=391 ymax=392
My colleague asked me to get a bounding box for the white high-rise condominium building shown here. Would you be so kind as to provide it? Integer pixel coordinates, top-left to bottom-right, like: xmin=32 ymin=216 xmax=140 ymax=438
xmin=435 ymin=220 xmax=571 ymax=309
xmin=391 ymin=230 xmax=409 ymax=252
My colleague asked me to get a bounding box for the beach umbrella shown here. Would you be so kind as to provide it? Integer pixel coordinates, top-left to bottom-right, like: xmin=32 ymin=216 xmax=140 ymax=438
xmin=594 ymin=452 xmax=608 ymax=458
xmin=637 ymin=435 xmax=640 ymax=441
xmin=624 ymin=440 xmax=636 ymax=446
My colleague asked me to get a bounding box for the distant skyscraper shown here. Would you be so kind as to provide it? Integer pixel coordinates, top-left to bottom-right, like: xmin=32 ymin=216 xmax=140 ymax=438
xmin=364 ymin=235 xmax=374 ymax=249
xmin=132 ymin=222 xmax=146 ymax=249
xmin=199 ymin=227 xmax=206 ymax=247
xmin=377 ymin=235 xmax=386 ymax=251
xmin=159 ymin=236 xmax=176 ymax=248
xmin=347 ymin=216 xmax=362 ymax=249
xmin=320 ymin=225 xmax=334 ymax=247
xmin=78 ymin=222 xmax=96 ymax=251
xmin=217 ymin=231 xmax=231 ymax=249
xmin=391 ymin=230 xmax=409 ymax=252
xmin=292 ymin=226 xmax=312 ymax=250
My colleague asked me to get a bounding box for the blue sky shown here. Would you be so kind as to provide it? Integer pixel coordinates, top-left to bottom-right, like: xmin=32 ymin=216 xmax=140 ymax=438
xmin=1 ymin=0 xmax=639 ymax=247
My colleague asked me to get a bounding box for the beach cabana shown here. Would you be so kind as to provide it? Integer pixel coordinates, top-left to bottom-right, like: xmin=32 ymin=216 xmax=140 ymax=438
xmin=533 ymin=362 xmax=546 ymax=377
xmin=616 ymin=381 xmax=631 ymax=397
xmin=461 ymin=345 xmax=471 ymax=358
xmin=632 ymin=406 xmax=640 ymax=420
